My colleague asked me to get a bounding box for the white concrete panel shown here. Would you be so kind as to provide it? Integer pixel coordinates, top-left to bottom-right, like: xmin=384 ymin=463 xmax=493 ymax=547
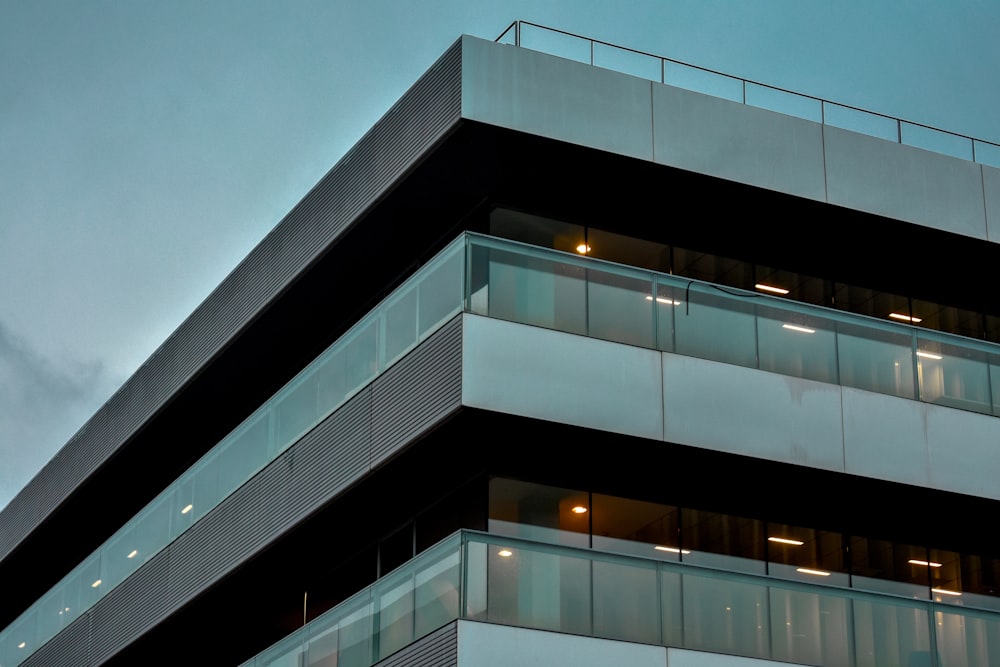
xmin=825 ymin=126 xmax=988 ymax=239
xmin=461 ymin=36 xmax=654 ymax=161
xmin=984 ymin=165 xmax=1000 ymax=243
xmin=667 ymin=647 xmax=809 ymax=667
xmin=842 ymin=388 xmax=930 ymax=488
xmin=661 ymin=354 xmax=844 ymax=472
xmin=458 ymin=621 xmax=667 ymax=667
xmin=926 ymin=405 xmax=1000 ymax=500
xmin=462 ymin=315 xmax=664 ymax=441
xmin=652 ymin=83 xmax=827 ymax=202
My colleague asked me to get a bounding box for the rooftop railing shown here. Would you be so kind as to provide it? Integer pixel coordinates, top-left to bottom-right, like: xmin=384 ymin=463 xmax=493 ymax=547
xmin=241 ymin=530 xmax=1000 ymax=667
xmin=496 ymin=21 xmax=1000 ymax=168
xmin=7 ymin=232 xmax=1000 ymax=665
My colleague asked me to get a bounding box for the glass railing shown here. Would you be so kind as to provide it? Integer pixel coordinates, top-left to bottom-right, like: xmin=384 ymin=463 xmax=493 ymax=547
xmin=0 ymin=237 xmax=466 ymax=667
xmin=244 ymin=530 xmax=1000 ymax=667
xmin=495 ymin=21 xmax=1000 ymax=168
xmin=8 ymin=232 xmax=1000 ymax=665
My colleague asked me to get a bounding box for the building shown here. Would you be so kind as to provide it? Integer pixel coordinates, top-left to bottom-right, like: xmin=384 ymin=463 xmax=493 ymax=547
xmin=3 ymin=23 xmax=1000 ymax=667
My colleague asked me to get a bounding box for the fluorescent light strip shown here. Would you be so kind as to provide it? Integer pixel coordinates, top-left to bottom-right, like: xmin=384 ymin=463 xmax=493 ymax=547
xmin=769 ymin=537 xmax=805 ymax=546
xmin=932 ymin=588 xmax=962 ymax=597
xmin=91 ymin=579 xmax=102 ymax=588
xmin=181 ymin=504 xmax=193 ymax=515
xmin=645 ymin=295 xmax=682 ymax=305
xmin=797 ymin=568 xmax=832 ymax=577
xmin=755 ymin=283 xmax=790 ymax=295
xmin=889 ymin=313 xmax=923 ymax=323
xmin=908 ymin=559 xmax=943 ymax=568
xmin=127 ymin=549 xmax=138 ymax=559
xmin=654 ymin=546 xmax=691 ymax=554
xmin=916 ymin=351 xmax=943 ymax=360
xmin=782 ymin=324 xmax=815 ymax=334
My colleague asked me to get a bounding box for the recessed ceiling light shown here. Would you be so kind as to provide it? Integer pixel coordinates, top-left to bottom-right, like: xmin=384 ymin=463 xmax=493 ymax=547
xmin=18 ymin=642 xmax=26 ymax=649
xmin=782 ymin=324 xmax=815 ymax=334
xmin=769 ymin=537 xmax=805 ymax=546
xmin=181 ymin=504 xmax=193 ymax=515
xmin=755 ymin=283 xmax=789 ymax=295
xmin=576 ymin=244 xmax=590 ymax=254
xmin=92 ymin=579 xmax=102 ymax=588
xmin=796 ymin=568 xmax=831 ymax=576
xmin=916 ymin=351 xmax=943 ymax=360
xmin=889 ymin=313 xmax=922 ymax=323
xmin=498 ymin=549 xmax=513 ymax=557
xmin=654 ymin=546 xmax=691 ymax=554
xmin=127 ymin=549 xmax=138 ymax=559
xmin=908 ymin=559 xmax=943 ymax=568
xmin=932 ymin=588 xmax=962 ymax=596
xmin=571 ymin=506 xmax=588 ymax=514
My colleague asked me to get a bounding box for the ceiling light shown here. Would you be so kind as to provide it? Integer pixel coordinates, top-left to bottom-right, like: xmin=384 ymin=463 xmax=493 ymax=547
xmin=645 ymin=295 xmax=682 ymax=305
xmin=576 ymin=244 xmax=590 ymax=254
xmin=127 ymin=549 xmax=138 ymax=559
xmin=755 ymin=283 xmax=790 ymax=295
xmin=498 ymin=549 xmax=513 ymax=557
xmin=571 ymin=506 xmax=588 ymax=514
xmin=796 ymin=568 xmax=831 ymax=576
xmin=782 ymin=324 xmax=815 ymax=334
xmin=769 ymin=537 xmax=805 ymax=546
xmin=92 ymin=579 xmax=102 ymax=588
xmin=916 ymin=351 xmax=943 ymax=360
xmin=18 ymin=642 xmax=26 ymax=649
xmin=932 ymin=588 xmax=962 ymax=597
xmin=654 ymin=546 xmax=691 ymax=554
xmin=908 ymin=559 xmax=943 ymax=568
xmin=181 ymin=504 xmax=193 ymax=515
xmin=889 ymin=313 xmax=922 ymax=323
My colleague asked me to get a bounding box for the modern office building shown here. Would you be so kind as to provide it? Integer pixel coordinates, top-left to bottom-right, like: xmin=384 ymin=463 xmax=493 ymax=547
xmin=4 ymin=23 xmax=1000 ymax=667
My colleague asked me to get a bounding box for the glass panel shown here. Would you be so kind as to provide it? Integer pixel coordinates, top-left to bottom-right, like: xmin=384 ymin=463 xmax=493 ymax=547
xmin=373 ymin=571 xmax=413 ymax=660
xmin=912 ymin=300 xmax=983 ymax=340
xmin=824 ymin=103 xmax=899 ymax=141
xmin=382 ymin=283 xmax=418 ymax=367
xmin=757 ymin=305 xmax=838 ymax=383
xmin=958 ymin=551 xmax=1000 ymax=612
xmin=256 ymin=633 xmax=305 ymax=667
xmin=664 ymin=61 xmax=743 ymax=102
xmin=936 ymin=606 xmax=1000 ymax=667
xmin=488 ymin=478 xmax=590 ymax=547
xmin=660 ymin=567 xmax=684 ymax=646
xmin=274 ymin=368 xmax=319 ymax=447
xmin=769 ymin=586 xmax=852 ymax=666
xmin=217 ymin=411 xmax=272 ymax=495
xmin=586 ymin=228 xmax=670 ymax=272
xmin=916 ymin=335 xmax=991 ymax=414
xmin=488 ymin=209 xmax=585 ymax=254
xmin=674 ymin=284 xmax=757 ymax=370
xmin=519 ymin=24 xmax=591 ymax=64
xmin=586 ymin=267 xmax=655 ymax=347
xmin=853 ymin=596 xmax=932 ymax=667
xmin=592 ymin=557 xmax=660 ymax=643
xmin=851 ymin=537 xmax=932 ymax=598
xmin=974 ymin=140 xmax=1000 ymax=168
xmin=654 ymin=279 xmax=682 ymax=353
xmin=682 ymin=508 xmax=766 ymax=574
xmin=315 ymin=319 xmax=378 ymax=413
xmin=837 ymin=321 xmax=916 ymax=399
xmin=591 ymin=493 xmax=680 ymax=560
xmin=901 ymin=122 xmax=973 ymax=160
xmin=486 ymin=541 xmax=591 ymax=635
xmin=416 ymin=243 xmax=463 ymax=337
xmin=464 ymin=540 xmax=488 ymax=621
xmin=754 ymin=265 xmax=829 ymax=307
xmin=767 ymin=523 xmax=848 ymax=587
xmin=592 ymin=42 xmax=661 ymax=81
xmin=682 ymin=570 xmax=770 ymax=659
xmin=480 ymin=246 xmax=587 ymax=336
xmin=413 ymin=546 xmax=461 ymax=637
xmin=745 ymin=83 xmax=822 ymax=122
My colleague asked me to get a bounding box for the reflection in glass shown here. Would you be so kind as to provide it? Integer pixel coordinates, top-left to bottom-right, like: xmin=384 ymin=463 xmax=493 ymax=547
xmin=592 ymin=558 xmax=660 ymax=643
xmin=586 ymin=268 xmax=655 ymax=347
xmin=837 ymin=322 xmax=916 ymax=399
xmin=591 ymin=494 xmax=679 ymax=559
xmin=682 ymin=509 xmax=765 ymax=574
xmin=916 ymin=337 xmax=991 ymax=414
xmin=853 ymin=597 xmax=931 ymax=667
xmin=489 ymin=478 xmax=590 ymax=547
xmin=682 ymin=571 xmax=770 ymax=658
xmin=674 ymin=284 xmax=757 ymax=369
xmin=769 ymin=587 xmax=851 ymax=666
xmin=757 ymin=307 xmax=838 ymax=383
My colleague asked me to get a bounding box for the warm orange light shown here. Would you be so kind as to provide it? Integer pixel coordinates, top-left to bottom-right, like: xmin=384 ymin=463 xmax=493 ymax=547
xmin=571 ymin=506 xmax=588 ymax=514
xmin=769 ymin=537 xmax=805 ymax=546
xmin=576 ymin=244 xmax=591 ymax=254
xmin=933 ymin=588 xmax=962 ymax=597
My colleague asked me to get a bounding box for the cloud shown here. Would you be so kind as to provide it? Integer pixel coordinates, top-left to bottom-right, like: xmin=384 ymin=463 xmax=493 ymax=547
xmin=0 ymin=319 xmax=120 ymax=511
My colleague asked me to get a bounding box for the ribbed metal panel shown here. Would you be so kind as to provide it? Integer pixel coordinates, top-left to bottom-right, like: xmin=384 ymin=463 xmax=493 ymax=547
xmin=164 ymin=455 xmax=294 ymax=607
xmin=284 ymin=388 xmax=372 ymax=523
xmin=88 ymin=550 xmax=171 ymax=665
xmin=0 ymin=36 xmax=464 ymax=565
xmin=370 ymin=315 xmax=463 ymax=468
xmin=20 ymin=612 xmax=90 ymax=667
xmin=374 ymin=622 xmax=458 ymax=667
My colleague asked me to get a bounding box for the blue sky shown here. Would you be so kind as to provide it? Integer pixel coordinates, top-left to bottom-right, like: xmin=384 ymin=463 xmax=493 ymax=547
xmin=2 ymin=0 xmax=998 ymax=510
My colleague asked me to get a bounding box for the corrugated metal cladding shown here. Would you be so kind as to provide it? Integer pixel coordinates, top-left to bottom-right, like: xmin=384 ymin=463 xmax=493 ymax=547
xmin=371 ymin=315 xmax=464 ymax=468
xmin=20 ymin=613 xmax=89 ymax=667
xmin=374 ymin=622 xmax=458 ymax=667
xmin=37 ymin=318 xmax=462 ymax=665
xmin=0 ymin=37 xmax=464 ymax=564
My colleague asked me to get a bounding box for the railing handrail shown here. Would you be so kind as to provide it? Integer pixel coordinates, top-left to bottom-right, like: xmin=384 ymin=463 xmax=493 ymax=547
xmin=496 ymin=20 xmax=1000 ymax=163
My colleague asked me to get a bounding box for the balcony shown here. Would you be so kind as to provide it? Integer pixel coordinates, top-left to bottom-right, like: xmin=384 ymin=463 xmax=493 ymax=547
xmin=242 ymin=530 xmax=1000 ymax=667
xmin=5 ymin=232 xmax=1000 ymax=665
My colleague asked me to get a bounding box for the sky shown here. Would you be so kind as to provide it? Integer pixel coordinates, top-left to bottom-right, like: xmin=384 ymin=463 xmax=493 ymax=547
xmin=2 ymin=0 xmax=999 ymax=511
